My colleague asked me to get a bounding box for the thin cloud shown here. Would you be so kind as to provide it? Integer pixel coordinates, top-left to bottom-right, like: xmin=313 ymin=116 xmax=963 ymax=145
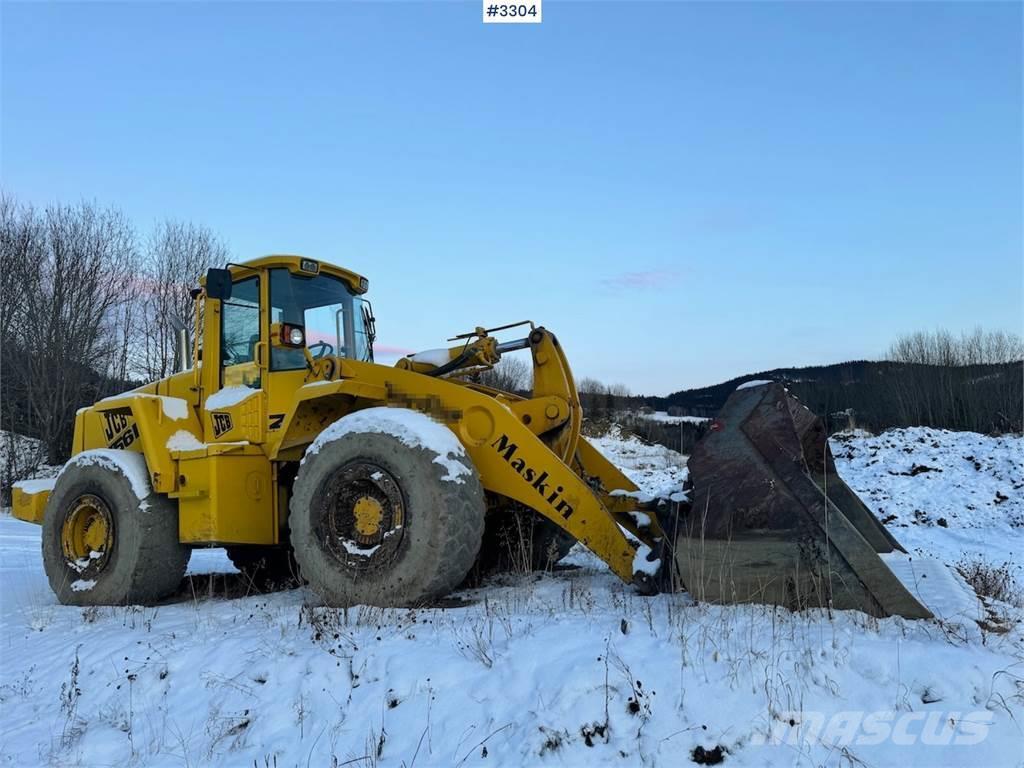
xmin=598 ymin=269 xmax=681 ymax=291
xmin=373 ymin=343 xmax=416 ymax=358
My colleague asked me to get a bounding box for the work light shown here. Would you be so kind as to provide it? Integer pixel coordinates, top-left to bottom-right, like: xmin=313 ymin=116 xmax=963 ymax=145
xmin=278 ymin=323 xmax=305 ymax=347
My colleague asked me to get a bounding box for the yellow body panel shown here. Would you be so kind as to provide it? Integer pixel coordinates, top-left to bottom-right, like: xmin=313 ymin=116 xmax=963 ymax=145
xmin=33 ymin=255 xmax=663 ymax=586
xmin=73 ymin=392 xmax=204 ymax=494
xmin=172 ymin=444 xmax=276 ymax=544
xmin=11 ymin=485 xmax=49 ymax=523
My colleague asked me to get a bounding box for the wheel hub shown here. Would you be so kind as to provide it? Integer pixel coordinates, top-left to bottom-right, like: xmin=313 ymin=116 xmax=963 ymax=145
xmin=61 ymin=494 xmax=113 ymax=575
xmin=320 ymin=462 xmax=406 ymax=566
xmin=353 ymin=495 xmax=385 ymax=540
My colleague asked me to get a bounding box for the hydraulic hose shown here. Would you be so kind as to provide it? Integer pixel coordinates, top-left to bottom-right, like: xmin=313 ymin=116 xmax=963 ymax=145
xmin=424 ymin=349 xmax=476 ymax=377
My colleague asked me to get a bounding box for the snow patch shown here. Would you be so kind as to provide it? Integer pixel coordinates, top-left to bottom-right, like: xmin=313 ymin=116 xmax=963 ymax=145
xmin=881 ymin=553 xmax=985 ymax=625
xmin=12 ymin=477 xmax=56 ymax=494
xmin=626 ymin=510 xmax=652 ymax=528
xmin=306 ymin=407 xmax=470 ymax=483
xmin=338 ymin=527 xmax=401 ymax=558
xmin=589 ymin=426 xmax=689 ymax=494
xmin=166 ymin=431 xmax=205 ymax=452
xmin=205 ymin=386 xmax=259 ymax=410
xmin=157 ymin=396 xmax=190 ymax=420
xmin=632 ymin=543 xmax=661 ymax=576
xmin=59 ymin=450 xmax=151 ymax=501
xmin=639 ymin=411 xmax=709 ymax=425
xmin=615 ymin=523 xmax=663 ymax=577
xmin=340 ymin=538 xmax=381 ymax=556
xmin=407 ymin=348 xmax=451 ymax=367
xmin=70 ymin=579 xmax=97 ymax=592
xmin=737 ymin=379 xmax=773 ymax=390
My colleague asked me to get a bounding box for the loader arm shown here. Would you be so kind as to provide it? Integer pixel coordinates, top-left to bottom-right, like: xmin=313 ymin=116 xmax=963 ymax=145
xmin=271 ymin=338 xmax=664 ymax=588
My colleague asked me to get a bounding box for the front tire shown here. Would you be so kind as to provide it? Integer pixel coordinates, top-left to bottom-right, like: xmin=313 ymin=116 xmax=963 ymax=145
xmin=42 ymin=450 xmax=189 ymax=606
xmin=290 ymin=408 xmax=486 ymax=607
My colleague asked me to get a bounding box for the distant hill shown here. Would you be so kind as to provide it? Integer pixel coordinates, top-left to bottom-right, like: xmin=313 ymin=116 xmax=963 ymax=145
xmin=645 ymin=360 xmax=1022 ymax=434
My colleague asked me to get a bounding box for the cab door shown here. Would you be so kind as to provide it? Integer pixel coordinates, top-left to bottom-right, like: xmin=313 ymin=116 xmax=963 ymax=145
xmin=219 ymin=274 xmax=263 ymax=390
xmin=203 ymin=270 xmax=267 ymax=444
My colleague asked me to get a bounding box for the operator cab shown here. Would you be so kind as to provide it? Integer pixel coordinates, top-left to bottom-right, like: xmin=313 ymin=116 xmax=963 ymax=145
xmin=207 ymin=256 xmax=375 ymax=390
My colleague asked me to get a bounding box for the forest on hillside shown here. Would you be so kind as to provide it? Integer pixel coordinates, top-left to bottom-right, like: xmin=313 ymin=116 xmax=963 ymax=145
xmin=646 ymin=330 xmax=1022 ymax=435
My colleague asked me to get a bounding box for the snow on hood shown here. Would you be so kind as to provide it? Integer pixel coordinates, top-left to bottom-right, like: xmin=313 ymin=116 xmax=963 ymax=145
xmin=305 ymin=407 xmax=471 ymax=483
xmin=96 ymin=392 xmax=190 ymax=420
xmin=205 ymin=386 xmax=260 ymax=410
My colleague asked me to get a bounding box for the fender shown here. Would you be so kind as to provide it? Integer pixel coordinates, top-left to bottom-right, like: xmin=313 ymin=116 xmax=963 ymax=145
xmin=75 ymin=393 xmax=203 ymax=494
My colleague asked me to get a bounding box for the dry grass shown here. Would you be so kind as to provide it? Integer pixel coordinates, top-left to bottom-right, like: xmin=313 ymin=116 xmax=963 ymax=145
xmin=956 ymin=558 xmax=1023 ymax=607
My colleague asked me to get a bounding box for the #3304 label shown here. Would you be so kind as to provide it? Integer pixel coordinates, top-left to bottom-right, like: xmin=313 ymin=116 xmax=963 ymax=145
xmin=483 ymin=0 xmax=542 ymax=24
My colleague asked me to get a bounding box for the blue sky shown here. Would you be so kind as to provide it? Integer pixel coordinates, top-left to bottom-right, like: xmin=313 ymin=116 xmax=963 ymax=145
xmin=3 ymin=1 xmax=1021 ymax=394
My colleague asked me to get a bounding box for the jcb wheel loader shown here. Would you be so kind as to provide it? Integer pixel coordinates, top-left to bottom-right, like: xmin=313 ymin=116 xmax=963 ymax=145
xmin=12 ymin=256 xmax=931 ymax=618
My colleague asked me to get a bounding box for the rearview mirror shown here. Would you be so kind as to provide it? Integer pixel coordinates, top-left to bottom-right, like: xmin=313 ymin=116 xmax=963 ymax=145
xmin=205 ymin=268 xmax=233 ymax=301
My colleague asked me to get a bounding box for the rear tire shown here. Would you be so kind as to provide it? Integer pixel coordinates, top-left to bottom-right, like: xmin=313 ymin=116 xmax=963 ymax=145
xmin=42 ymin=451 xmax=189 ymax=606
xmin=290 ymin=408 xmax=486 ymax=607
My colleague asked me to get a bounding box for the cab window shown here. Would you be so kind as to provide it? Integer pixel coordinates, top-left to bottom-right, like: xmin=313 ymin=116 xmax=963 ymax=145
xmin=269 ymin=268 xmax=373 ymax=371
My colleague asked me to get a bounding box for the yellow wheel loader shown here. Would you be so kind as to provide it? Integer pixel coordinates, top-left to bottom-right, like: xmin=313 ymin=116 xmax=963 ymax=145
xmin=12 ymin=256 xmax=931 ymax=618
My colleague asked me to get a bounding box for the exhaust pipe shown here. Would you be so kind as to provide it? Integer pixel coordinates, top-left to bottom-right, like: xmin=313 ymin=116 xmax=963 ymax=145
xmin=168 ymin=315 xmax=191 ymax=373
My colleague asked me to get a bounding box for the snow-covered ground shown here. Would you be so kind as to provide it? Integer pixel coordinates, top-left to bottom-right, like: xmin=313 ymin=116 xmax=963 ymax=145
xmin=587 ymin=425 xmax=690 ymax=502
xmin=831 ymin=428 xmax=1023 ymax=577
xmin=637 ymin=411 xmax=710 ymax=425
xmin=1 ymin=428 xmax=1022 ymax=767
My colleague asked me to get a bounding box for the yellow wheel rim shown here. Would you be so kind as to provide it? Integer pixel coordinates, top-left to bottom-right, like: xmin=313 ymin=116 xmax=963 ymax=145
xmin=61 ymin=494 xmax=113 ymax=569
xmin=352 ymin=496 xmax=385 ymax=539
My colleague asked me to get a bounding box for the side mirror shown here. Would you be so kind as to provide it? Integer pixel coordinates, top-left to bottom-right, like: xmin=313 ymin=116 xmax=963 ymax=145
xmin=205 ymin=268 xmax=233 ymax=301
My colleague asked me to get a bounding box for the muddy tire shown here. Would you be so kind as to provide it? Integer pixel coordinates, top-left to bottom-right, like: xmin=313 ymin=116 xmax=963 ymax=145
xmin=226 ymin=545 xmax=301 ymax=591
xmin=290 ymin=408 xmax=486 ymax=607
xmin=42 ymin=451 xmax=190 ymax=606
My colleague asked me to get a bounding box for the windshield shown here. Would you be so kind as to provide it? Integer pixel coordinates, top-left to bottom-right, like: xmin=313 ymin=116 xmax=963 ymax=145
xmin=269 ymin=268 xmax=373 ymax=370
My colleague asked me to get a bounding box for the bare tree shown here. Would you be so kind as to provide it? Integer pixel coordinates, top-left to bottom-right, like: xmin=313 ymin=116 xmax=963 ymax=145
xmin=885 ymin=327 xmax=1023 ymax=433
xmin=2 ymin=199 xmax=141 ymax=463
xmin=135 ymin=220 xmax=228 ymax=380
xmin=607 ymin=382 xmax=632 ymax=413
xmin=888 ymin=328 xmax=1024 ymax=366
xmin=576 ymin=377 xmax=632 ymax=417
xmin=0 ymin=194 xmax=38 ymax=344
xmin=475 ymin=356 xmax=532 ymax=394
